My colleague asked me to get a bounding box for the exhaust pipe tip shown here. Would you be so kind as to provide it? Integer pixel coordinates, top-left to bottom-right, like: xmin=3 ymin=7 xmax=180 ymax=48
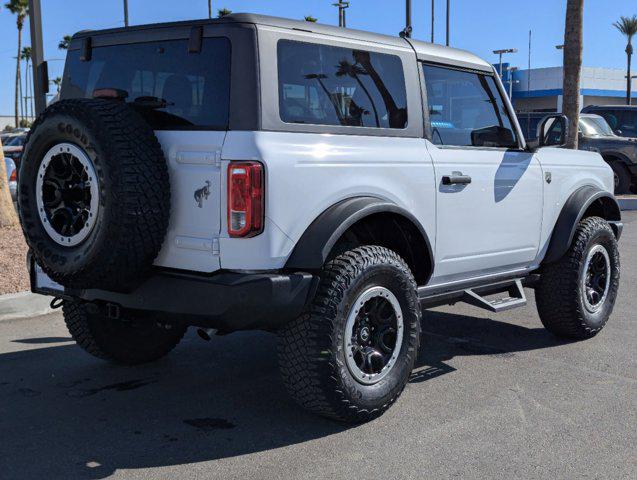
xmin=197 ymin=328 xmax=218 ymax=341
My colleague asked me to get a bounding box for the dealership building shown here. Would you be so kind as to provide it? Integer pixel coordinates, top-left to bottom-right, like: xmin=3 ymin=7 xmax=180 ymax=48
xmin=506 ymin=65 xmax=636 ymax=113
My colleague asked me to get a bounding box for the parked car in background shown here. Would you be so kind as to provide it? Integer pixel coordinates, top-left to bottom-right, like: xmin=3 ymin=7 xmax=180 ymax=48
xmin=2 ymin=134 xmax=27 ymax=172
xmin=4 ymin=157 xmax=17 ymax=201
xmin=581 ymin=105 xmax=637 ymax=139
xmin=518 ymin=112 xmax=637 ymax=193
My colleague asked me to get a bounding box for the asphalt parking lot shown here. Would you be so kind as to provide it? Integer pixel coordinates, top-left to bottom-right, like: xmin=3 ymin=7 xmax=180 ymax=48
xmin=1 ymin=212 xmax=635 ymax=480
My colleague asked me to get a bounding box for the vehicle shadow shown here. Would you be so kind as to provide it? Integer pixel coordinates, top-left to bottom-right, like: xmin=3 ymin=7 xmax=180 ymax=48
xmin=411 ymin=309 xmax=569 ymax=383
xmin=0 ymin=310 xmax=568 ymax=479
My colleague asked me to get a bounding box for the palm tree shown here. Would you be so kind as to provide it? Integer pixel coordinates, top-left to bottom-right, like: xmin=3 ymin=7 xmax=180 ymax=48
xmin=613 ymin=15 xmax=637 ymax=106
xmin=561 ymin=0 xmax=584 ymax=149
xmin=335 ymin=59 xmax=380 ymax=127
xmin=217 ymin=8 xmax=231 ymax=18
xmin=21 ymin=46 xmax=32 ymax=120
xmin=5 ymin=0 xmax=29 ymax=129
xmin=0 ymin=2 xmax=19 ymax=228
xmin=304 ymin=16 xmax=318 ymax=23
xmin=52 ymin=77 xmax=62 ymax=93
xmin=58 ymin=34 xmax=72 ymax=50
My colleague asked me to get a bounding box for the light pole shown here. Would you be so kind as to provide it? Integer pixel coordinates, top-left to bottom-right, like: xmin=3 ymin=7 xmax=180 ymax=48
xmin=507 ymin=66 xmax=519 ymax=100
xmin=28 ymin=0 xmax=47 ymax=116
xmin=446 ymin=0 xmax=450 ymax=46
xmin=493 ymin=48 xmax=518 ymax=79
xmin=332 ymin=1 xmax=350 ymax=28
xmin=208 ymin=0 xmax=212 ymax=19
xmin=431 ymin=0 xmax=434 ymax=43
xmin=124 ymin=0 xmax=129 ymax=27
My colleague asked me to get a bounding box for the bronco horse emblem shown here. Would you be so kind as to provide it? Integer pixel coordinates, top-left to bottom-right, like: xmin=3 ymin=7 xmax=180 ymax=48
xmin=194 ymin=180 xmax=212 ymax=208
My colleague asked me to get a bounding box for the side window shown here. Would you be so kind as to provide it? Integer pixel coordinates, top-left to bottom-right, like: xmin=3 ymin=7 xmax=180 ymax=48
xmin=277 ymin=40 xmax=408 ymax=129
xmin=423 ymin=64 xmax=518 ymax=148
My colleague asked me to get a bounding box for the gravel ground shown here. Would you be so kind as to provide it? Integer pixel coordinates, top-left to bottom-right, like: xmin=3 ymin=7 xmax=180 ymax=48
xmin=0 ymin=225 xmax=29 ymax=294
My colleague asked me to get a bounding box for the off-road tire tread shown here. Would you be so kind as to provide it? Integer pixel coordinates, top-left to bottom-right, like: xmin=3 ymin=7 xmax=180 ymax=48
xmin=278 ymin=246 xmax=420 ymax=423
xmin=63 ymin=301 xmax=186 ymax=365
xmin=536 ymin=216 xmax=619 ymax=339
xmin=20 ymin=99 xmax=170 ymax=290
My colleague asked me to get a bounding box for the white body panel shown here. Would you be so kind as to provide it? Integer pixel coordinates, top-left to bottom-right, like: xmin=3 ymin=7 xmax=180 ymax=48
xmin=220 ymin=131 xmax=437 ymax=271
xmin=534 ymin=147 xmax=614 ymax=261
xmin=425 ymin=141 xmax=544 ymax=285
xmin=153 ymin=131 xmax=225 ymax=273
xmin=151 ymin=128 xmax=614 ymax=281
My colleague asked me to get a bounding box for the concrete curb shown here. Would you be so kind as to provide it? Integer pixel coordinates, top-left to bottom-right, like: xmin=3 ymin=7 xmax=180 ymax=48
xmin=618 ymin=196 xmax=637 ymax=211
xmin=0 ymin=291 xmax=53 ymax=322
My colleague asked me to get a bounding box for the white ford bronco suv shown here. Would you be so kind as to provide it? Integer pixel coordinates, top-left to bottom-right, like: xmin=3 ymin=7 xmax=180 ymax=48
xmin=19 ymin=14 xmax=622 ymax=423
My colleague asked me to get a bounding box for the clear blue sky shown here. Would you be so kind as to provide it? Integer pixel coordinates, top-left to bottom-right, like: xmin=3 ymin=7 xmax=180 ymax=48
xmin=0 ymin=0 xmax=635 ymax=115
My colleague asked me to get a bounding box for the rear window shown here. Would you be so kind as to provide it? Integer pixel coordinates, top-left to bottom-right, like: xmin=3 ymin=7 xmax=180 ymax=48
xmin=277 ymin=40 xmax=408 ymax=129
xmin=62 ymin=38 xmax=231 ymax=130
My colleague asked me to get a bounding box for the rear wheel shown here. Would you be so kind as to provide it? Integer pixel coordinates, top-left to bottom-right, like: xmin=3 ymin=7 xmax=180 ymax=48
xmin=536 ymin=217 xmax=620 ymax=339
xmin=278 ymin=246 xmax=421 ymax=423
xmin=63 ymin=301 xmax=187 ymax=365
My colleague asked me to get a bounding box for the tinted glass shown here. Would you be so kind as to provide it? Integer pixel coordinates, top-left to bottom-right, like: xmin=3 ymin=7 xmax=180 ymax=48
xmin=63 ymin=38 xmax=231 ymax=130
xmin=5 ymin=135 xmax=25 ymax=146
xmin=277 ymin=40 xmax=408 ymax=129
xmin=579 ymin=116 xmax=614 ymax=136
xmin=423 ymin=64 xmax=517 ymax=147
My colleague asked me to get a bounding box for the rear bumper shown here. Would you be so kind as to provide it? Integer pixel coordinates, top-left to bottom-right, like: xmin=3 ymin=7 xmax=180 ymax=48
xmin=30 ymin=254 xmax=317 ymax=332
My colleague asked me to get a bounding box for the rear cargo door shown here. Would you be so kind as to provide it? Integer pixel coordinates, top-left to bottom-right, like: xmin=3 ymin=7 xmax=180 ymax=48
xmin=153 ymin=131 xmax=225 ymax=272
xmin=61 ymin=35 xmax=232 ymax=273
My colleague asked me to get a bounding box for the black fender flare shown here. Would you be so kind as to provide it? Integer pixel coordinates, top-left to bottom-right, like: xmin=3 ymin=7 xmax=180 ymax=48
xmin=543 ymin=186 xmax=621 ymax=264
xmin=285 ymin=196 xmax=434 ymax=272
xmin=600 ymin=150 xmax=633 ymax=168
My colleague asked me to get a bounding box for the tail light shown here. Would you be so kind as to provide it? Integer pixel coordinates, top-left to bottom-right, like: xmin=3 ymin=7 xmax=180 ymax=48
xmin=9 ymin=168 xmax=17 ymax=182
xmin=227 ymin=162 xmax=264 ymax=237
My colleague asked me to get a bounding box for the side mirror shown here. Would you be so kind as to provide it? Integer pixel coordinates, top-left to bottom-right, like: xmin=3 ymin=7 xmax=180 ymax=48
xmin=538 ymin=114 xmax=569 ymax=148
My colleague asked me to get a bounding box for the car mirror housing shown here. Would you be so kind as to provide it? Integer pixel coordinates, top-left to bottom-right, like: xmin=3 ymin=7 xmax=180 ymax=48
xmin=538 ymin=114 xmax=570 ymax=148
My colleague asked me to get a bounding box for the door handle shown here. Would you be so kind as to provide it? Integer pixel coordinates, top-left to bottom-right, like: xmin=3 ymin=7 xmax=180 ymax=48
xmin=442 ymin=173 xmax=472 ymax=185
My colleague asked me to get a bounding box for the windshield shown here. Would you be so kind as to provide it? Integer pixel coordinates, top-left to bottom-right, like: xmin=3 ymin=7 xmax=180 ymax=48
xmin=579 ymin=116 xmax=615 ymax=137
xmin=4 ymin=135 xmax=25 ymax=147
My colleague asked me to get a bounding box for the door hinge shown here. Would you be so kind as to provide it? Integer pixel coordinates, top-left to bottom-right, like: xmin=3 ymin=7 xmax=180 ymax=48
xmin=212 ymin=238 xmax=220 ymax=256
xmin=213 ymin=151 xmax=222 ymax=168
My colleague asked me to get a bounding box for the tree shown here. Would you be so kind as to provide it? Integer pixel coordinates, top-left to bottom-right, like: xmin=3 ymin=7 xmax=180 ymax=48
xmin=336 ymin=59 xmax=380 ymax=127
xmin=52 ymin=77 xmax=62 ymax=93
xmin=304 ymin=16 xmax=317 ymax=23
xmin=562 ymin=0 xmax=584 ymax=149
xmin=58 ymin=34 xmax=72 ymax=50
xmin=5 ymin=0 xmax=29 ymax=129
xmin=613 ymin=15 xmax=637 ymax=106
xmin=21 ymin=46 xmax=32 ymax=120
xmin=217 ymin=8 xmax=231 ymax=18
xmin=0 ymin=138 xmax=19 ymax=228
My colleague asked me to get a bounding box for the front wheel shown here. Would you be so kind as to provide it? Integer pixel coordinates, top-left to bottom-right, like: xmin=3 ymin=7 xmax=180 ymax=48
xmin=278 ymin=246 xmax=421 ymax=423
xmin=536 ymin=217 xmax=620 ymax=339
xmin=609 ymin=161 xmax=632 ymax=194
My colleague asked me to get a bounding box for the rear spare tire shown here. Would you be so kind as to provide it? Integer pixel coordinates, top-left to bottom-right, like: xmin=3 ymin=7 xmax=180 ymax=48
xmin=18 ymin=99 xmax=170 ymax=291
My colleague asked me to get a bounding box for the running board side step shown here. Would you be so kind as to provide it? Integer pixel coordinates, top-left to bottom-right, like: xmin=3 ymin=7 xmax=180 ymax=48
xmin=462 ymin=279 xmax=527 ymax=313
xmin=419 ymin=277 xmax=528 ymax=312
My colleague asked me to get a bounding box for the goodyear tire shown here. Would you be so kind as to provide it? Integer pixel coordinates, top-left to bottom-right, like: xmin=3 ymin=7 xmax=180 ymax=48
xmin=536 ymin=217 xmax=620 ymax=339
xmin=63 ymin=301 xmax=187 ymax=365
xmin=278 ymin=246 xmax=421 ymax=423
xmin=18 ymin=99 xmax=170 ymax=291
